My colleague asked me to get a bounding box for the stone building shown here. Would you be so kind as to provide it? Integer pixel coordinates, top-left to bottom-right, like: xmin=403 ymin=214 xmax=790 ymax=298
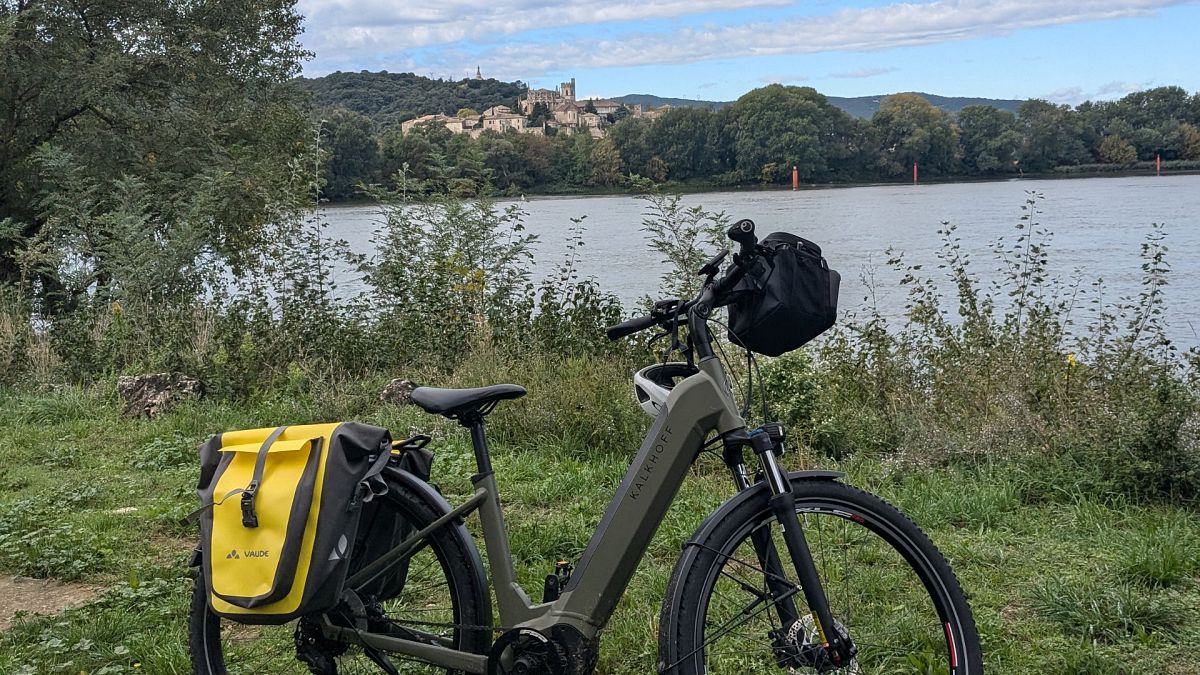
xmin=520 ymin=78 xmax=576 ymax=114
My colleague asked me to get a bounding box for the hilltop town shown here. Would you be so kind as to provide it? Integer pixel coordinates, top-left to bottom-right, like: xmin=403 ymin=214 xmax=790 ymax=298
xmin=400 ymin=73 xmax=666 ymax=138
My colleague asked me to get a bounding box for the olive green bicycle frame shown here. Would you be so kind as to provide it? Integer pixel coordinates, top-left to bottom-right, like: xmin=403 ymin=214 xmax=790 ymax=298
xmin=320 ymin=356 xmax=747 ymax=674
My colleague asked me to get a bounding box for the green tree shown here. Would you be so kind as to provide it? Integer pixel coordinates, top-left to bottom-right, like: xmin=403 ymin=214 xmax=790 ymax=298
xmin=612 ymin=105 xmax=632 ymax=122
xmin=871 ymin=93 xmax=961 ymax=177
xmin=1016 ymin=100 xmax=1090 ymax=172
xmin=727 ymin=85 xmax=857 ymax=183
xmin=608 ymin=118 xmax=653 ymax=177
xmin=0 ymin=0 xmax=309 ymax=298
xmin=321 ymin=109 xmax=381 ymax=200
xmin=589 ymin=138 xmax=623 ymax=186
xmin=649 ymin=107 xmax=718 ymax=180
xmin=479 ymin=132 xmax=524 ymax=189
xmin=1181 ymin=122 xmax=1200 ymax=160
xmin=456 ymin=108 xmax=480 ymax=118
xmin=957 ymin=106 xmax=1020 ymax=175
xmin=583 ymin=99 xmax=598 ymax=115
xmin=1098 ymin=135 xmax=1137 ymax=165
xmin=528 ymin=102 xmax=551 ymax=126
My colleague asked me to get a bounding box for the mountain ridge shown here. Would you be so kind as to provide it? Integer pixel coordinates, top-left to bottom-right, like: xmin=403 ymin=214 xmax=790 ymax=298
xmin=612 ymin=92 xmax=1025 ymax=118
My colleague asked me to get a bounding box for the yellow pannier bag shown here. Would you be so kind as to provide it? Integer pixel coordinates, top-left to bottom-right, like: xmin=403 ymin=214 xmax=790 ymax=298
xmin=196 ymin=422 xmax=391 ymax=624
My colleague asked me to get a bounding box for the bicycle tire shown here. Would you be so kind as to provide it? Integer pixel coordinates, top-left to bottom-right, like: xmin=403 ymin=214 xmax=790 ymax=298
xmin=188 ymin=472 xmax=492 ymax=674
xmin=659 ymin=477 xmax=982 ymax=674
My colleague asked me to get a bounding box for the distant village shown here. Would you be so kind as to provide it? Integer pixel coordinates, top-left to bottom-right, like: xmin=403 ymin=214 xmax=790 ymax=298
xmin=400 ymin=73 xmax=669 ymax=138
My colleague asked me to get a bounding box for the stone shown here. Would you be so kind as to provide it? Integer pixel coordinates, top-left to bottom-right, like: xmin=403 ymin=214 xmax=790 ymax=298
xmin=378 ymin=378 xmax=417 ymax=405
xmin=116 ymin=372 xmax=203 ymax=419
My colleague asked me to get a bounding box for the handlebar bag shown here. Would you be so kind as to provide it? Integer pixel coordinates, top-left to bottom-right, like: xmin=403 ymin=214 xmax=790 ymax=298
xmin=196 ymin=422 xmax=391 ymax=624
xmin=728 ymin=232 xmax=840 ymax=357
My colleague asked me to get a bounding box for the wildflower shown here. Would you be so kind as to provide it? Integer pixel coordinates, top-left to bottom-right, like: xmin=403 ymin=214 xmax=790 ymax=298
xmin=1066 ymin=353 xmax=1078 ymax=368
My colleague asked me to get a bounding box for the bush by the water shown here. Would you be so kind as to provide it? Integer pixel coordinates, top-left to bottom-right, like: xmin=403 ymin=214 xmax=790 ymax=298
xmin=3 ymin=182 xmax=1198 ymax=505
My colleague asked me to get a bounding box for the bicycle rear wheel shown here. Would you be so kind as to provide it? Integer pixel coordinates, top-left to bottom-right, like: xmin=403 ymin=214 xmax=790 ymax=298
xmin=188 ymin=476 xmax=491 ymax=674
xmin=659 ymin=478 xmax=981 ymax=674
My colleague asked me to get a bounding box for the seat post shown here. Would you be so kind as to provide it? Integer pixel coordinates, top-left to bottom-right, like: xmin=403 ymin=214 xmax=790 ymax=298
xmin=462 ymin=414 xmax=494 ymax=476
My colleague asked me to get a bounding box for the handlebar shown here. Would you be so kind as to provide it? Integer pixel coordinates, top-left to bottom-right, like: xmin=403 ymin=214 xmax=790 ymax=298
xmin=604 ymin=314 xmax=660 ymax=341
xmin=605 ymin=219 xmax=759 ymax=341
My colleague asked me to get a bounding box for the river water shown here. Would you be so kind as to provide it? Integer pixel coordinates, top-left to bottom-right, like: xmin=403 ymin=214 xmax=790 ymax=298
xmin=320 ymin=174 xmax=1200 ymax=348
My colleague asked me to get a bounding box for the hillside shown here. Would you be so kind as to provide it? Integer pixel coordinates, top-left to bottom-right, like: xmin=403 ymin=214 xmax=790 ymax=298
xmin=298 ymin=72 xmax=1027 ymax=126
xmin=296 ymin=71 xmax=527 ymax=126
xmin=613 ymin=92 xmax=1025 ymax=117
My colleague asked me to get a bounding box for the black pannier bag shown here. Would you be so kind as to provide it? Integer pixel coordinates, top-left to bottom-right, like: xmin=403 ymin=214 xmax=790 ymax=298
xmin=345 ymin=438 xmax=435 ymax=602
xmin=728 ymin=232 xmax=840 ymax=357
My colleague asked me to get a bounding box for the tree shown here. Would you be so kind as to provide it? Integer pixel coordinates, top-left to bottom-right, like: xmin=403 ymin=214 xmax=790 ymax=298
xmin=727 ymin=85 xmax=857 ymax=183
xmin=956 ymin=106 xmax=1020 ymax=174
xmin=612 ymin=105 xmax=632 ymax=122
xmin=0 ymin=0 xmax=310 ymax=297
xmin=583 ymin=99 xmax=598 ymax=115
xmin=456 ymin=108 xmax=479 ymax=118
xmin=1016 ymin=100 xmax=1090 ymax=172
xmin=649 ymin=107 xmax=718 ymax=180
xmin=1181 ymin=123 xmax=1200 ymax=160
xmin=321 ymin=109 xmax=381 ymax=200
xmin=589 ymin=139 xmax=623 ymax=186
xmin=528 ymin=102 xmax=551 ymax=126
xmin=1098 ymin=135 xmax=1138 ymax=165
xmin=608 ymin=118 xmax=653 ymax=177
xmin=870 ymin=94 xmax=961 ymax=177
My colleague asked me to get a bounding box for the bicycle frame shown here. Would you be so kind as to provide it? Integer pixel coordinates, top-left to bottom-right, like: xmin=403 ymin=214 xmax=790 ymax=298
xmin=321 ymin=356 xmax=747 ymax=674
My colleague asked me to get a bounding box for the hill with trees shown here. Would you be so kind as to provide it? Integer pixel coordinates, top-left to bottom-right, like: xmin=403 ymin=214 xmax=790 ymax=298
xmin=297 ymin=71 xmax=527 ymax=126
xmin=612 ymin=92 xmax=1024 ymax=118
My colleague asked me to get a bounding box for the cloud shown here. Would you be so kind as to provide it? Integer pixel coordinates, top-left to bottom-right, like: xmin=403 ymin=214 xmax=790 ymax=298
xmin=830 ymin=67 xmax=898 ymax=79
xmin=458 ymin=0 xmax=1195 ymax=80
xmin=299 ymin=0 xmax=792 ymax=64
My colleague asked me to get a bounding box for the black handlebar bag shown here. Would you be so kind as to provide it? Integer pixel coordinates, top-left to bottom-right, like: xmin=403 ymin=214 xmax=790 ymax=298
xmin=728 ymin=232 xmax=840 ymax=357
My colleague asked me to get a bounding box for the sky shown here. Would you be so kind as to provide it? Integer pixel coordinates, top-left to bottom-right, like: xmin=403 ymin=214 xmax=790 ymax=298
xmin=295 ymin=0 xmax=1200 ymax=104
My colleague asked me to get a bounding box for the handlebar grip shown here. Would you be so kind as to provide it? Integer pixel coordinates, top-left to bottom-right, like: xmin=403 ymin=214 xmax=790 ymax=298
xmin=605 ymin=314 xmax=658 ymax=341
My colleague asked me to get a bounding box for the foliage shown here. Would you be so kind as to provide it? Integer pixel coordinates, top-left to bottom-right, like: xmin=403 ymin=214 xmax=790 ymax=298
xmin=1 ymin=0 xmax=311 ymax=289
xmin=296 ymin=71 xmax=526 ymax=126
xmin=764 ymin=193 xmax=1200 ymax=503
xmin=314 ymin=82 xmax=1200 ymax=199
xmin=871 ymin=93 xmax=961 ymax=176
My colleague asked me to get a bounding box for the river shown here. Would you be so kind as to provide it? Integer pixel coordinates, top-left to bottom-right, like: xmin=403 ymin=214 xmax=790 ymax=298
xmin=319 ymin=174 xmax=1200 ymax=348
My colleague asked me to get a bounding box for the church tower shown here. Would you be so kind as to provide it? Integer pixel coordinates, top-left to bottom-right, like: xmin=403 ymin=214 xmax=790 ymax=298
xmin=560 ymin=78 xmax=576 ymax=102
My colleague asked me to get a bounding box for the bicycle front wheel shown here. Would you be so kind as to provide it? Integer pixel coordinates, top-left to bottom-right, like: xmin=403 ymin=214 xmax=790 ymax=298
xmin=659 ymin=477 xmax=982 ymax=674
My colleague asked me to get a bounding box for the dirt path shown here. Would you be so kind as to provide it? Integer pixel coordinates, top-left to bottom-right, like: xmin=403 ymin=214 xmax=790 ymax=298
xmin=0 ymin=575 xmax=100 ymax=631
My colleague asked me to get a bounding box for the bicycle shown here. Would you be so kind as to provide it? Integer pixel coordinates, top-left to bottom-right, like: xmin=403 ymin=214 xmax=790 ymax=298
xmin=188 ymin=219 xmax=982 ymax=674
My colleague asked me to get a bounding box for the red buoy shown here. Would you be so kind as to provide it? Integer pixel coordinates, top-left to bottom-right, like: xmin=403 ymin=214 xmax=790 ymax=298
xmin=913 ymin=161 xmax=919 ymax=185
xmin=792 ymin=165 xmax=799 ymax=191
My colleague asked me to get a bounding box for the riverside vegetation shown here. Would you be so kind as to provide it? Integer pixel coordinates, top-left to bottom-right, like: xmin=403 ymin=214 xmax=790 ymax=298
xmin=1 ymin=179 xmax=1199 ymax=673
xmin=309 ymin=74 xmax=1200 ymax=200
xmin=2 ymin=2 xmax=1199 ymax=672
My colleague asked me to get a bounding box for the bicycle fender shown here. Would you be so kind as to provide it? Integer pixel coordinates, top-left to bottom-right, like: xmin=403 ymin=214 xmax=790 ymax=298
xmin=379 ymin=465 xmax=490 ymax=602
xmin=658 ymin=470 xmax=843 ymax=673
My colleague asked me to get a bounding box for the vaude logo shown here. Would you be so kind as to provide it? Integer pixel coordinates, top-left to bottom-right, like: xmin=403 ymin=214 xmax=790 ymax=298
xmin=226 ymin=549 xmax=270 ymax=559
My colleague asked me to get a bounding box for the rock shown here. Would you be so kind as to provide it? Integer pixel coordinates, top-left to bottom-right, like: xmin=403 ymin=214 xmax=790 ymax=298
xmin=379 ymin=378 xmax=417 ymax=405
xmin=116 ymin=372 xmax=203 ymax=419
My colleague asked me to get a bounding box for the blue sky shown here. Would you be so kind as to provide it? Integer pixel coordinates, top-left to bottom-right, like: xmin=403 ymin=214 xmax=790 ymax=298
xmin=296 ymin=0 xmax=1200 ymax=104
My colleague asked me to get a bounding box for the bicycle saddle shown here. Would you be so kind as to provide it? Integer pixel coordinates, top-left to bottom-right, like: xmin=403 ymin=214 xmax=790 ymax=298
xmin=410 ymin=384 xmax=526 ymax=419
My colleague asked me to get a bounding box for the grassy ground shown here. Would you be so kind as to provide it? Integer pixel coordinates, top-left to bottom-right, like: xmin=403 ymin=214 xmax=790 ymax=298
xmin=0 ymin=384 xmax=1198 ymax=674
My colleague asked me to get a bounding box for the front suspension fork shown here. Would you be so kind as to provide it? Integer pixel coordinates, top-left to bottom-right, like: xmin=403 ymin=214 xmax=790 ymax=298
xmin=724 ymin=429 xmax=849 ymax=664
